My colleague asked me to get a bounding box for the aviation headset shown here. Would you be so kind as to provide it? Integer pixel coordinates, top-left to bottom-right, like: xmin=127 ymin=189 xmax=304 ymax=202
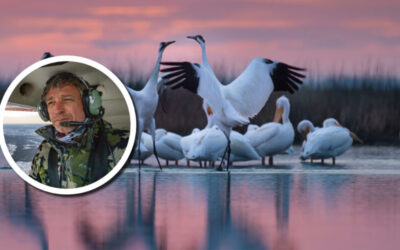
xmin=37 ymin=72 xmax=103 ymax=122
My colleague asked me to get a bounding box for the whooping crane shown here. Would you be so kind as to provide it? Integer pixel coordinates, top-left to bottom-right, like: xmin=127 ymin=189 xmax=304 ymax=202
xmin=161 ymin=35 xmax=305 ymax=170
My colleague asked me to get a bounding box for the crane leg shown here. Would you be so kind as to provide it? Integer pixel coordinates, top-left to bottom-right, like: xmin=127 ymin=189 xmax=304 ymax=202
xmin=150 ymin=120 xmax=162 ymax=170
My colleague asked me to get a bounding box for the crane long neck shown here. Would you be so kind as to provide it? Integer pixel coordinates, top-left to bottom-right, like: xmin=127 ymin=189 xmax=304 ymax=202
xmin=145 ymin=49 xmax=164 ymax=91
xmin=200 ymin=42 xmax=211 ymax=70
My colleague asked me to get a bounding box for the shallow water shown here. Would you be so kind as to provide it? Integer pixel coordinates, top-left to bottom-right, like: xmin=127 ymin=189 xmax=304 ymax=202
xmin=2 ymin=124 xmax=400 ymax=249
xmin=1 ymin=146 xmax=400 ymax=250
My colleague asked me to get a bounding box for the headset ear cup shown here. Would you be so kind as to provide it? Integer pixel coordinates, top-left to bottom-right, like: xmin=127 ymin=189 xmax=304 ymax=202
xmin=37 ymin=101 xmax=49 ymax=121
xmin=87 ymin=89 xmax=102 ymax=116
xmin=82 ymin=89 xmax=102 ymax=117
xmin=81 ymin=89 xmax=91 ymax=117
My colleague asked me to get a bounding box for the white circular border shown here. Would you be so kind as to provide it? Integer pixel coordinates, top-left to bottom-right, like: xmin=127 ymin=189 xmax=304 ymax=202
xmin=0 ymin=55 xmax=137 ymax=195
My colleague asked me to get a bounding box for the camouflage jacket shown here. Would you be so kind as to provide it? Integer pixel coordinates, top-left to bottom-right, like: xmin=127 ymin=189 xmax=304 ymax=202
xmin=29 ymin=120 xmax=129 ymax=188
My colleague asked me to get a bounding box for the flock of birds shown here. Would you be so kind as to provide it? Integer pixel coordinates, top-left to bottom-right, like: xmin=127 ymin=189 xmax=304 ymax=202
xmin=126 ymin=35 xmax=363 ymax=170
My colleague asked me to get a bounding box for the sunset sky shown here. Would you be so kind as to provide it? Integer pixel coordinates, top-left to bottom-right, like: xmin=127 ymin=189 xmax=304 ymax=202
xmin=1 ymin=0 xmax=399 ymax=79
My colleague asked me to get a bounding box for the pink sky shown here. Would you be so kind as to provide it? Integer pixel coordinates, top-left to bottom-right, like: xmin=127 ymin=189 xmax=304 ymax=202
xmin=1 ymin=0 xmax=400 ymax=79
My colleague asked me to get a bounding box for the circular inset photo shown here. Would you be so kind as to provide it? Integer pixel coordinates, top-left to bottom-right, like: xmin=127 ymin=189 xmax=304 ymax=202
xmin=0 ymin=55 xmax=136 ymax=195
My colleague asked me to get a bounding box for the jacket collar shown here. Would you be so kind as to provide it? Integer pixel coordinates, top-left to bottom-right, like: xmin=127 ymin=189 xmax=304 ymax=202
xmin=36 ymin=121 xmax=101 ymax=149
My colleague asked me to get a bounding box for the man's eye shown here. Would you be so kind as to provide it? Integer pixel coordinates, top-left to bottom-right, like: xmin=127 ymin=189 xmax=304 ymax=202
xmin=47 ymin=101 xmax=54 ymax=106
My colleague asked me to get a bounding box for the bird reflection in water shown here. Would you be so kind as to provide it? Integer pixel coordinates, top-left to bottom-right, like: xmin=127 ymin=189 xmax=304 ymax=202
xmin=0 ymin=179 xmax=48 ymax=249
xmin=74 ymin=172 xmax=297 ymax=250
xmin=77 ymin=172 xmax=159 ymax=249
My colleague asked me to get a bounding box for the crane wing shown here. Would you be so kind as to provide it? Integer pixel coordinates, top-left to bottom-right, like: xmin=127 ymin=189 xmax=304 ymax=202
xmin=161 ymin=61 xmax=248 ymax=126
xmin=160 ymin=61 xmax=201 ymax=94
xmin=223 ymin=58 xmax=305 ymax=118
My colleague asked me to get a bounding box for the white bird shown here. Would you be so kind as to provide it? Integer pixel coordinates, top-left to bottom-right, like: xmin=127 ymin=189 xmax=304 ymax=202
xmin=246 ymin=124 xmax=260 ymax=132
xmin=300 ymin=118 xmax=363 ymax=164
xmin=296 ymin=119 xmax=319 ymax=162
xmin=245 ymin=96 xmax=295 ymax=166
xmin=180 ymin=128 xmax=200 ymax=156
xmin=282 ymin=146 xmax=295 ymax=155
xmin=161 ymin=35 xmax=305 ymax=170
xmin=181 ymin=125 xmax=227 ymax=164
xmin=127 ymin=40 xmax=175 ymax=169
xmin=297 ymin=120 xmax=318 ymax=141
xmin=203 ymin=93 xmax=260 ymax=163
xmin=180 ymin=128 xmax=201 ymax=167
xmin=155 ymin=128 xmax=184 ymax=165
xmin=229 ymin=130 xmax=260 ymax=162
xmin=245 ymin=123 xmax=296 ymax=158
xmin=132 ymin=132 xmax=153 ymax=164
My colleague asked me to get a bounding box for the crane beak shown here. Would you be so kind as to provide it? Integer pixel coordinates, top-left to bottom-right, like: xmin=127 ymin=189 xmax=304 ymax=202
xmin=273 ymin=106 xmax=284 ymax=123
xmin=160 ymin=41 xmax=176 ymax=51
xmin=187 ymin=35 xmax=196 ymax=40
xmin=350 ymin=131 xmax=363 ymax=144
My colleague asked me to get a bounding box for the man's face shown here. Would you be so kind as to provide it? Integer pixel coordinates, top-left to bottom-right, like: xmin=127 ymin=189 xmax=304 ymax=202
xmin=45 ymin=84 xmax=86 ymax=134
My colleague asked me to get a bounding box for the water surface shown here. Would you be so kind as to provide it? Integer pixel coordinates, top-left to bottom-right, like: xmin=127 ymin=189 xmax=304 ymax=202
xmin=1 ymin=146 xmax=399 ymax=250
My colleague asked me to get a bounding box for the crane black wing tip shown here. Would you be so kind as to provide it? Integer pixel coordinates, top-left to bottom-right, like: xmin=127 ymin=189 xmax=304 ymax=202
xmin=161 ymin=61 xmax=188 ymax=66
xmin=286 ymin=64 xmax=306 ymax=78
xmin=160 ymin=67 xmax=185 ymax=74
xmin=161 ymin=70 xmax=186 ymax=79
xmin=287 ymin=65 xmax=306 ymax=71
xmin=271 ymin=62 xmax=307 ymax=94
xmin=164 ymin=75 xmax=186 ymax=85
xmin=159 ymin=61 xmax=200 ymax=94
xmin=288 ymin=70 xmax=306 ymax=80
xmin=288 ymin=80 xmax=300 ymax=90
xmin=287 ymin=73 xmax=304 ymax=84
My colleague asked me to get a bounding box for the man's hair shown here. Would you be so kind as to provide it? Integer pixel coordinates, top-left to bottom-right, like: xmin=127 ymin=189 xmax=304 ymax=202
xmin=41 ymin=72 xmax=86 ymax=102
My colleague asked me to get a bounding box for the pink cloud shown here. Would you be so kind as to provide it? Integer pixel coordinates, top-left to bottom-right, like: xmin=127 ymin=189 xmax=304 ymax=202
xmin=90 ymin=6 xmax=178 ymax=17
xmin=343 ymin=19 xmax=400 ymax=37
xmin=1 ymin=0 xmax=399 ymax=77
xmin=13 ymin=18 xmax=100 ymax=31
xmin=171 ymin=19 xmax=303 ymax=30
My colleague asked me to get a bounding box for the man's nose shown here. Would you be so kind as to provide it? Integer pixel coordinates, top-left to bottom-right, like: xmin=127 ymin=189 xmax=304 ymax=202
xmin=53 ymin=101 xmax=65 ymax=114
